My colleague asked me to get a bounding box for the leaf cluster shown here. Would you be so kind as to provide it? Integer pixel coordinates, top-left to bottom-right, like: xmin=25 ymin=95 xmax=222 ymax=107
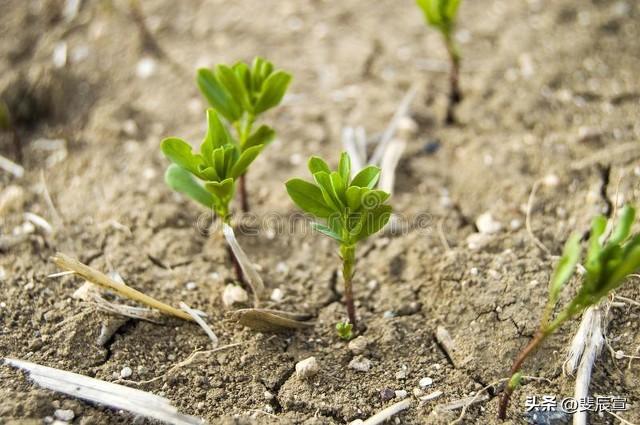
xmin=162 ymin=58 xmax=291 ymax=219
xmin=161 ymin=109 xmax=264 ymax=219
xmin=415 ymin=0 xmax=461 ymax=38
xmin=285 ymin=152 xmax=392 ymax=246
xmin=197 ymin=57 xmax=291 ymax=128
xmin=544 ymin=205 xmax=640 ymax=332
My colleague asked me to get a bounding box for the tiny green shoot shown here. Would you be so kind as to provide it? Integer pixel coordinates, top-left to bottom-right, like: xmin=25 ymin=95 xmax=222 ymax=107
xmin=498 ymin=205 xmax=640 ymax=419
xmin=415 ymin=0 xmax=462 ymax=124
xmin=197 ymin=57 xmax=292 ymax=212
xmin=286 ymin=152 xmax=392 ymax=330
xmin=336 ymin=321 xmax=354 ymax=341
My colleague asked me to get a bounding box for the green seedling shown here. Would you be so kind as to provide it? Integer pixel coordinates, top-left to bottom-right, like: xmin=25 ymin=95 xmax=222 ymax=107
xmin=415 ymin=0 xmax=462 ymax=124
xmin=498 ymin=205 xmax=640 ymax=419
xmin=197 ymin=57 xmax=292 ymax=212
xmin=286 ymin=152 xmax=392 ymax=330
xmin=336 ymin=321 xmax=354 ymax=341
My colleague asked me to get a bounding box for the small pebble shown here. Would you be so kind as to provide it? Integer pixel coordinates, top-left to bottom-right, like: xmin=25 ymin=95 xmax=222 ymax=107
xmin=270 ymin=288 xmax=284 ymax=302
xmin=469 ymin=267 xmax=479 ymax=276
xmin=275 ymin=262 xmax=289 ymax=274
xmin=615 ymin=350 xmax=625 ymax=360
xmin=380 ymin=388 xmax=395 ymax=401
xmin=120 ymin=366 xmax=132 ymax=378
xmin=367 ymin=279 xmax=378 ymax=290
xmin=395 ymin=390 xmax=408 ymax=399
xmin=136 ymin=57 xmax=157 ymax=79
xmin=422 ymin=139 xmax=441 ymax=155
xmin=348 ymin=356 xmax=372 ymax=372
xmin=395 ymin=370 xmax=407 ymax=380
xmin=476 ymin=212 xmax=502 ymax=234
xmin=295 ymin=356 xmax=319 ymax=379
xmin=543 ymin=174 xmax=559 ymax=187
xmin=222 ymin=284 xmax=248 ymax=307
xmin=348 ymin=336 xmax=369 ymax=355
xmin=264 ymin=391 xmax=274 ymax=400
xmin=54 ymin=409 xmax=75 ymax=421
xmin=185 ymin=281 xmax=197 ymax=290
xmin=419 ymin=377 xmax=433 ymax=388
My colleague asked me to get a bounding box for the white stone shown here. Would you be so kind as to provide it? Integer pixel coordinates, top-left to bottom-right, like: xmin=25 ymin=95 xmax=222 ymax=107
xmin=348 ymin=356 xmax=372 ymax=372
xmin=466 ymin=233 xmax=492 ymax=250
xmin=185 ymin=281 xmax=197 ymax=290
xmin=275 ymin=262 xmax=289 ymax=274
xmin=270 ymin=288 xmax=284 ymax=303
xmin=296 ymin=356 xmax=319 ymax=379
xmin=476 ymin=212 xmax=502 ymax=234
xmin=395 ymin=390 xmax=408 ymax=399
xmin=119 ymin=366 xmax=132 ymax=378
xmin=264 ymin=391 xmax=274 ymax=400
xmin=543 ymin=174 xmax=559 ymax=187
xmin=136 ymin=57 xmax=156 ymax=79
xmin=222 ymin=284 xmax=248 ymax=307
xmin=615 ymin=350 xmax=625 ymax=360
xmin=419 ymin=377 xmax=433 ymax=388
xmin=348 ymin=336 xmax=369 ymax=355
xmin=54 ymin=409 xmax=75 ymax=421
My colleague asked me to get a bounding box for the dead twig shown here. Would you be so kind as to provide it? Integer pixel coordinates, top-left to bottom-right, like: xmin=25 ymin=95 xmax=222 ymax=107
xmin=52 ymin=253 xmax=193 ymax=321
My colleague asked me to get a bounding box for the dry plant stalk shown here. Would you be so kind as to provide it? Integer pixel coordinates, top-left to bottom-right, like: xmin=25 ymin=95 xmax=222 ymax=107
xmin=52 ymin=253 xmax=193 ymax=322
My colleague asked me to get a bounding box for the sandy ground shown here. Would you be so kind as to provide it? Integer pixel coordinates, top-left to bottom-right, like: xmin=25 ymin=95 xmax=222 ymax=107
xmin=1 ymin=0 xmax=639 ymax=424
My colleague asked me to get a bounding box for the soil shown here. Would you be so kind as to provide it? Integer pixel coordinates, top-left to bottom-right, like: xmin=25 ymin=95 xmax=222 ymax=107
xmin=1 ymin=0 xmax=639 ymax=424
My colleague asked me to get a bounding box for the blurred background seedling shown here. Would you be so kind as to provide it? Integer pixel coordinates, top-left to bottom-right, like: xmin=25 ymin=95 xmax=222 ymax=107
xmin=286 ymin=152 xmax=392 ymax=334
xmin=498 ymin=205 xmax=640 ymax=419
xmin=415 ymin=0 xmax=463 ymax=124
xmin=197 ymin=57 xmax=291 ymax=212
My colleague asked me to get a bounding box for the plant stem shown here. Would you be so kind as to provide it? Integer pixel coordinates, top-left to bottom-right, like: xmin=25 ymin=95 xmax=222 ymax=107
xmin=340 ymin=244 xmax=357 ymax=326
xmin=444 ymin=34 xmax=461 ymax=125
xmin=239 ymin=173 xmax=249 ymax=213
xmin=220 ymin=210 xmax=245 ymax=284
xmin=497 ymin=331 xmax=548 ymax=419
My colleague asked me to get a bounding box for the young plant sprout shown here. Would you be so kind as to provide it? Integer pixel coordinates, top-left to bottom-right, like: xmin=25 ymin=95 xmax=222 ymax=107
xmin=161 ymin=109 xmax=265 ymax=282
xmin=286 ymin=152 xmax=392 ymax=332
xmin=415 ymin=0 xmax=462 ymax=124
xmin=498 ymin=205 xmax=640 ymax=419
xmin=197 ymin=57 xmax=292 ymax=212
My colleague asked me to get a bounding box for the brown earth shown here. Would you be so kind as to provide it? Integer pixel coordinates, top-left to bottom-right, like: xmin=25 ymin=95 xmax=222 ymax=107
xmin=1 ymin=0 xmax=639 ymax=424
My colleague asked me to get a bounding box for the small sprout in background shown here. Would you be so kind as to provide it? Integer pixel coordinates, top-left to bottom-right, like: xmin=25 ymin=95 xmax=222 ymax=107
xmin=197 ymin=57 xmax=292 ymax=212
xmin=336 ymin=321 xmax=354 ymax=341
xmin=286 ymin=152 xmax=392 ymax=332
xmin=415 ymin=0 xmax=463 ymax=124
xmin=498 ymin=205 xmax=640 ymax=419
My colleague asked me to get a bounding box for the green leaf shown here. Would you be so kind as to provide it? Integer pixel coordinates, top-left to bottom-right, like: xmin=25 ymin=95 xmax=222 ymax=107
xmin=444 ymin=0 xmax=461 ymax=21
xmin=212 ymin=146 xmax=227 ymax=179
xmin=345 ymin=186 xmax=364 ymax=211
xmin=216 ymin=64 xmax=253 ymax=113
xmin=308 ymin=156 xmax=331 ymax=175
xmin=336 ymin=321 xmax=354 ymax=340
xmin=251 ymin=57 xmax=266 ymax=91
xmin=314 ymin=171 xmax=343 ymax=211
xmin=201 ymin=109 xmax=232 ymax=166
xmin=161 ymin=137 xmax=202 ymax=175
xmin=285 ymin=179 xmax=335 ymax=218
xmin=254 ymin=71 xmax=292 ymax=114
xmin=585 ymin=215 xmax=607 ymax=280
xmin=205 ymin=178 xmax=234 ymax=202
xmin=330 ymin=172 xmax=347 ymax=203
xmin=339 ymin=152 xmax=351 ymax=184
xmin=231 ymin=144 xmax=263 ymax=178
xmin=603 ymin=244 xmax=640 ymax=294
xmin=355 ymin=204 xmax=392 ymax=241
xmin=416 ymin=0 xmax=443 ymax=27
xmin=311 ymin=222 xmax=343 ymax=242
xmin=197 ymin=165 xmax=220 ymax=181
xmin=360 ymin=189 xmax=390 ymax=209
xmin=351 ymin=165 xmax=381 ymax=189
xmin=608 ymin=205 xmax=636 ymax=246
xmin=234 ymin=62 xmax=252 ymax=99
xmin=196 ymin=68 xmax=242 ymax=123
xmin=243 ymin=125 xmax=275 ymax=150
xmin=164 ymin=164 xmax=214 ymax=209
xmin=548 ymin=233 xmax=581 ymax=307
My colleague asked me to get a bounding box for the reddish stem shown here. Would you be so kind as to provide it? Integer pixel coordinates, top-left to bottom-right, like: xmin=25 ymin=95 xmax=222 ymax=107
xmin=498 ymin=331 xmax=547 ymax=419
xmin=239 ymin=173 xmax=249 ymax=213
